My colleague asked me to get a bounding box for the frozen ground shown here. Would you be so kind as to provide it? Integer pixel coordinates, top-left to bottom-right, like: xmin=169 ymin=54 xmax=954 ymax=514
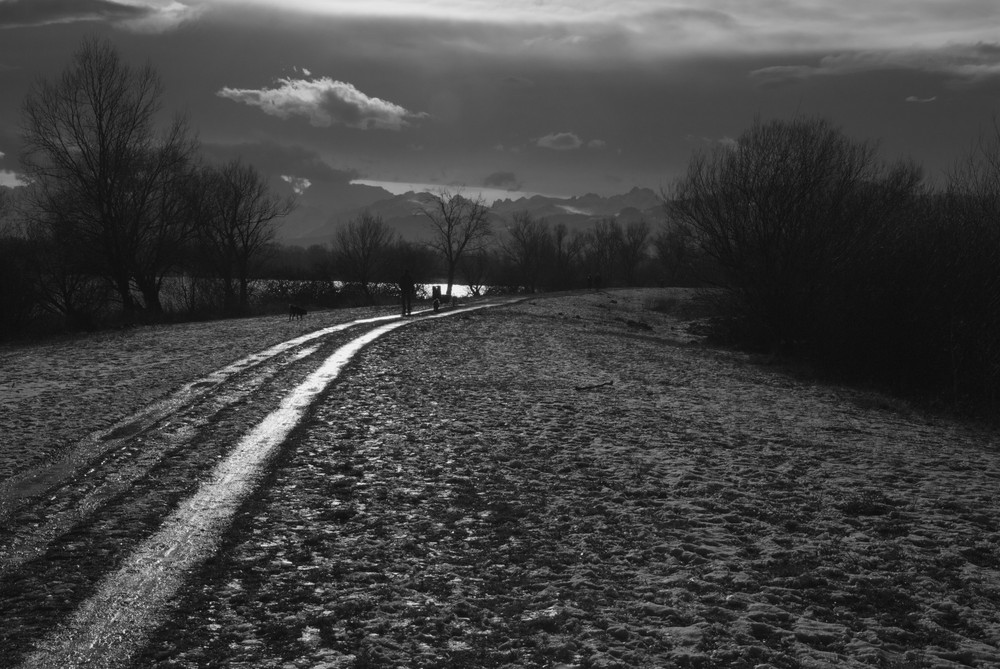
xmin=2 ymin=289 xmax=999 ymax=668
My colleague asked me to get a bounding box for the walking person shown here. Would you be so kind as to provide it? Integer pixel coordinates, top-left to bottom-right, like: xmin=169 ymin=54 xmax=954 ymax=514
xmin=399 ymin=269 xmax=415 ymax=316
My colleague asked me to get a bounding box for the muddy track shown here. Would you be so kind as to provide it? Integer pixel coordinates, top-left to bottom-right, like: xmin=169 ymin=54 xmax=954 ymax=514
xmin=0 ymin=304 xmax=513 ymax=668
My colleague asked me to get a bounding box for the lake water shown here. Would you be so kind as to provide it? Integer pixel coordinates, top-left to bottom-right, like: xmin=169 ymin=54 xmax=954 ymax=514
xmin=421 ymin=282 xmax=476 ymax=298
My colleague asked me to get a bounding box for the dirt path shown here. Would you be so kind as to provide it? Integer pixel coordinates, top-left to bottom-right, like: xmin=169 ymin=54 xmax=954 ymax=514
xmin=0 ymin=312 xmax=400 ymax=573
xmin=3 ymin=290 xmax=999 ymax=668
xmin=1 ymin=302 xmax=514 ymax=668
xmin=132 ymin=293 xmax=998 ymax=668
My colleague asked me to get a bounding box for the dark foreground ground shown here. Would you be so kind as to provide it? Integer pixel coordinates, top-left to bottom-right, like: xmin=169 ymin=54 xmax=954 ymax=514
xmin=2 ymin=289 xmax=999 ymax=668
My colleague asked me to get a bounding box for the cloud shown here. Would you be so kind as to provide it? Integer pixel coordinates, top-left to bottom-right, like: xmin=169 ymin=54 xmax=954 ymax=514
xmin=281 ymin=175 xmax=312 ymax=194
xmin=0 ymin=0 xmax=197 ymax=32
xmin=534 ymin=132 xmax=608 ymax=151
xmin=906 ymin=96 xmax=938 ymax=103
xmin=217 ymin=76 xmax=427 ymax=131
xmin=750 ymin=42 xmax=1000 ymax=85
xmin=483 ymin=171 xmax=521 ymax=190
xmin=0 ymin=170 xmax=25 ymax=188
xmin=192 ymin=0 xmax=1000 ymax=61
xmin=536 ymin=132 xmax=583 ymax=151
xmin=120 ymin=2 xmax=200 ymax=33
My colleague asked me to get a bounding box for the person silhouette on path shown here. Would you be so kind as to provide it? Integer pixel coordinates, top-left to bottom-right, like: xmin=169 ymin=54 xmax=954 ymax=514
xmin=400 ymin=269 xmax=415 ymax=316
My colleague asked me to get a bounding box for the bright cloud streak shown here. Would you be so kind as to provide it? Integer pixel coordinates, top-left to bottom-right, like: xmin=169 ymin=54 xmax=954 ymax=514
xmin=217 ymin=77 xmax=427 ymax=130
xmin=195 ymin=0 xmax=1000 ymax=54
xmin=0 ymin=0 xmax=201 ymax=32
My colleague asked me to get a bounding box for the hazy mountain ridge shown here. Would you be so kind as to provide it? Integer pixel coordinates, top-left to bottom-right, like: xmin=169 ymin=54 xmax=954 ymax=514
xmin=278 ymin=186 xmax=667 ymax=246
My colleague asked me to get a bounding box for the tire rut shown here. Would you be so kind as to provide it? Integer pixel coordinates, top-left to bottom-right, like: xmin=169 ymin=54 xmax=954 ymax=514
xmin=3 ymin=302 xmax=516 ymax=669
xmin=0 ymin=315 xmax=403 ymax=665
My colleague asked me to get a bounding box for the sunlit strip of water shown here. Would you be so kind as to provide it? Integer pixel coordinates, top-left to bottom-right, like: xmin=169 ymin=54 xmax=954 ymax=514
xmin=19 ymin=301 xmax=514 ymax=669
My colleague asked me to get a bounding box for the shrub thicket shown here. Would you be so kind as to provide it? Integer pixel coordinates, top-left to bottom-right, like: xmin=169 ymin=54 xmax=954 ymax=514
xmin=670 ymin=116 xmax=1000 ymax=412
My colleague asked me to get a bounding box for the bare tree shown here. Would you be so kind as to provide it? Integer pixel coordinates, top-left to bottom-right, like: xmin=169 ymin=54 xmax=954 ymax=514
xmin=670 ymin=115 xmax=921 ymax=346
xmin=550 ymin=222 xmax=584 ymax=289
xmin=653 ymin=217 xmax=717 ymax=287
xmin=618 ymin=218 xmax=651 ymax=286
xmin=420 ymin=189 xmax=492 ymax=297
xmin=19 ymin=36 xmax=194 ymax=315
xmin=196 ymin=159 xmax=294 ymax=313
xmin=948 ymin=116 xmax=1000 ymax=221
xmin=0 ymin=186 xmax=13 ymax=234
xmin=130 ymin=140 xmax=200 ymax=312
xmin=334 ymin=211 xmax=397 ymax=299
xmin=501 ymin=211 xmax=552 ymax=292
xmin=458 ymin=246 xmax=492 ymax=297
xmin=584 ymin=218 xmax=623 ymax=287
xmin=0 ymin=187 xmax=41 ymax=336
xmin=941 ymin=117 xmax=1000 ymax=400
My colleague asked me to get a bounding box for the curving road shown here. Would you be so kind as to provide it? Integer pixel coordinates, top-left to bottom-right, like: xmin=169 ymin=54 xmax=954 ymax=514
xmin=1 ymin=301 xmax=515 ymax=669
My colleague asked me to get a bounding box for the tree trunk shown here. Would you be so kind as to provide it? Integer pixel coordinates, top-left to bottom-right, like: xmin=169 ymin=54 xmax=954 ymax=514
xmin=239 ymin=277 xmax=250 ymax=314
xmin=222 ymin=278 xmax=237 ymax=315
xmin=114 ymin=273 xmax=138 ymax=315
xmin=135 ymin=276 xmax=164 ymax=314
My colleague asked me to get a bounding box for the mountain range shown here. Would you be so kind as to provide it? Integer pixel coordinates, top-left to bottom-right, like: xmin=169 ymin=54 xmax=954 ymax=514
xmin=274 ymin=184 xmax=667 ymax=247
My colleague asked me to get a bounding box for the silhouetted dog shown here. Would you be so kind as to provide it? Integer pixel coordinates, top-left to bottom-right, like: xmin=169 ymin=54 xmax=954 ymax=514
xmin=288 ymin=304 xmax=307 ymax=321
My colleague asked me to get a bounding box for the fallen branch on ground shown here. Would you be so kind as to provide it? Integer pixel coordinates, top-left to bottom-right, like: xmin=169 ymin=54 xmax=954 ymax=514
xmin=575 ymin=380 xmax=614 ymax=391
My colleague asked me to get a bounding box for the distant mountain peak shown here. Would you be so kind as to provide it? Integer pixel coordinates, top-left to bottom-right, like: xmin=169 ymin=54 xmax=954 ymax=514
xmin=276 ymin=183 xmax=665 ymax=247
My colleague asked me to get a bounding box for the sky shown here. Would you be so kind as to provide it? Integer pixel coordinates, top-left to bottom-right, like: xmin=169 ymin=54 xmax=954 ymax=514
xmin=0 ymin=0 xmax=999 ymax=201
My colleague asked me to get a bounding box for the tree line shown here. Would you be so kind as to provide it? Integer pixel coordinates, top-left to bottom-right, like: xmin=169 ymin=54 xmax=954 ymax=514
xmin=0 ymin=38 xmax=667 ymax=338
xmin=0 ymin=37 xmax=293 ymax=335
xmin=668 ymin=115 xmax=1000 ymax=413
xmin=307 ymin=197 xmax=664 ymax=301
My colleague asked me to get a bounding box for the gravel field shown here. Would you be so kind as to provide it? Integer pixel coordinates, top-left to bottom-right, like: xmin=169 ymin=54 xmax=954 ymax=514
xmin=2 ymin=289 xmax=1000 ymax=668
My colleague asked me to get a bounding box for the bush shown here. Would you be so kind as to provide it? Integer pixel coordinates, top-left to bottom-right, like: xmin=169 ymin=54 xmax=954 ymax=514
xmin=670 ymin=115 xmax=1000 ymax=413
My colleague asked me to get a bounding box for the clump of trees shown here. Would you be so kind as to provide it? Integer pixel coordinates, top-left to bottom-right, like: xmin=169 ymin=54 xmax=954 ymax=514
xmin=487 ymin=212 xmax=656 ymax=293
xmin=1 ymin=37 xmax=293 ymax=335
xmin=328 ymin=211 xmax=436 ymax=303
xmin=669 ymin=115 xmax=1000 ymax=412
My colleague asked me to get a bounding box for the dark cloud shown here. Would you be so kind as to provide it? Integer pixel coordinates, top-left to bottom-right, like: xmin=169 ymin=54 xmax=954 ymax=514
xmin=483 ymin=171 xmax=521 ymax=190
xmin=0 ymin=3 xmax=990 ymax=199
xmin=750 ymin=43 xmax=1000 ymax=85
xmin=0 ymin=0 xmax=196 ymax=32
xmin=0 ymin=0 xmax=148 ymax=28
xmin=200 ymin=141 xmax=359 ymax=185
xmin=640 ymin=7 xmax=739 ymax=32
